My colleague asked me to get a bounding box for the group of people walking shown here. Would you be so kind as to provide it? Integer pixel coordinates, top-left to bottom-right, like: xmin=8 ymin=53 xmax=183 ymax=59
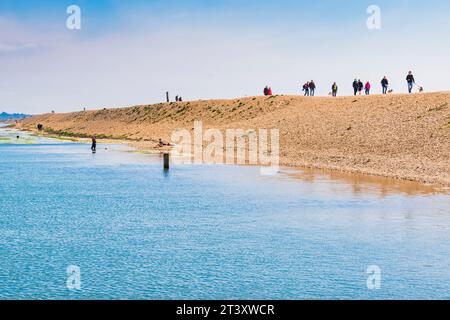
xmin=263 ymin=86 xmax=273 ymax=96
xmin=347 ymin=71 xmax=417 ymax=97
xmin=302 ymin=81 xmax=316 ymax=96
xmin=351 ymin=79 xmax=372 ymax=96
xmin=351 ymin=72 xmax=417 ymax=96
xmin=264 ymin=71 xmax=418 ymax=98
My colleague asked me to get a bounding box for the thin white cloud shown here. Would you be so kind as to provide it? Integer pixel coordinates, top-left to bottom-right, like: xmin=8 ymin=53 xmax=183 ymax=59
xmin=0 ymin=42 xmax=37 ymax=53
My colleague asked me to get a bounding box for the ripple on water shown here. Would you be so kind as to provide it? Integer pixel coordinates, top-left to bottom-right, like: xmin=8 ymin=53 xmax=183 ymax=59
xmin=0 ymin=129 xmax=449 ymax=299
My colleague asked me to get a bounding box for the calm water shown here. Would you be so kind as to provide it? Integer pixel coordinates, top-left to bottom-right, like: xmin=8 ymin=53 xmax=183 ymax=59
xmin=0 ymin=126 xmax=449 ymax=300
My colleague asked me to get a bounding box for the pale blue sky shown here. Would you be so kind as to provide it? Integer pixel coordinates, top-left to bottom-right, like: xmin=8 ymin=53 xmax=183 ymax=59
xmin=1 ymin=0 xmax=450 ymax=113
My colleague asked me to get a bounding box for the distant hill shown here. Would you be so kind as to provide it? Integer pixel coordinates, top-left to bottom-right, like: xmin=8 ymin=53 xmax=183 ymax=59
xmin=0 ymin=112 xmax=31 ymax=121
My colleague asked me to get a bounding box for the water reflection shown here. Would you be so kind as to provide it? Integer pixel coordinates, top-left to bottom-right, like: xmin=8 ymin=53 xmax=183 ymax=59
xmin=281 ymin=168 xmax=447 ymax=197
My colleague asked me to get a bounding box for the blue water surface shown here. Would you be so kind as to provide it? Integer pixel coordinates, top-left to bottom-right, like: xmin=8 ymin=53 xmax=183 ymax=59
xmin=0 ymin=128 xmax=449 ymax=300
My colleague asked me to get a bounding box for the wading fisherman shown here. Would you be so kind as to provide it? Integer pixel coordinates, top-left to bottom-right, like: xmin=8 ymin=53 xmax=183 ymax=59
xmin=91 ymin=136 xmax=97 ymax=152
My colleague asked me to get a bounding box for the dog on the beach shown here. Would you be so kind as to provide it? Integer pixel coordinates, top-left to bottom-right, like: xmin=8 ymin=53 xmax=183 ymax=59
xmin=388 ymin=89 xmax=394 ymax=94
xmin=418 ymin=86 xmax=424 ymax=93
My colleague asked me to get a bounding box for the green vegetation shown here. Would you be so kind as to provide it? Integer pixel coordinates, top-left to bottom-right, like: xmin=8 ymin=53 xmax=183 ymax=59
xmin=43 ymin=127 xmax=138 ymax=141
xmin=44 ymin=128 xmax=90 ymax=138
xmin=0 ymin=136 xmax=36 ymax=144
xmin=52 ymin=136 xmax=80 ymax=142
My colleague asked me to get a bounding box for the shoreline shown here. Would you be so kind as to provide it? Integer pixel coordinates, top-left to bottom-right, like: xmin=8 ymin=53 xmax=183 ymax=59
xmin=12 ymin=126 xmax=449 ymax=192
xmin=16 ymin=93 xmax=450 ymax=187
xmin=4 ymin=126 xmax=448 ymax=196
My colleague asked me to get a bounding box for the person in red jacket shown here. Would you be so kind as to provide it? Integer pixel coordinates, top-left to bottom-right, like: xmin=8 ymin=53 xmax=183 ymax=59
xmin=365 ymin=82 xmax=371 ymax=95
xmin=267 ymin=87 xmax=273 ymax=96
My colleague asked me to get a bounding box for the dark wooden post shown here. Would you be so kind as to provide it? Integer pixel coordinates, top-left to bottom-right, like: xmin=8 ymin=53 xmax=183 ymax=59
xmin=166 ymin=92 xmax=170 ymax=103
xmin=163 ymin=153 xmax=170 ymax=170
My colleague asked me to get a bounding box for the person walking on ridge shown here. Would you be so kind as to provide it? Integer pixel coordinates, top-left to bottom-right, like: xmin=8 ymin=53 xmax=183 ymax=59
xmin=406 ymin=71 xmax=415 ymax=93
xmin=331 ymin=82 xmax=338 ymax=97
xmin=303 ymin=82 xmax=310 ymax=96
xmin=381 ymin=76 xmax=389 ymax=94
xmin=357 ymin=80 xmax=364 ymax=95
xmin=353 ymin=79 xmax=359 ymax=96
xmin=365 ymin=81 xmax=371 ymax=95
xmin=309 ymin=80 xmax=316 ymax=96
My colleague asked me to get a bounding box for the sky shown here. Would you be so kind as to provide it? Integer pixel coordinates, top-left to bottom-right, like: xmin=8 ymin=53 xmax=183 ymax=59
xmin=1 ymin=0 xmax=450 ymax=114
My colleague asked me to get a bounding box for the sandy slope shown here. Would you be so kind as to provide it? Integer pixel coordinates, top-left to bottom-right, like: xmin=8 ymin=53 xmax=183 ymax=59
xmin=19 ymin=92 xmax=450 ymax=186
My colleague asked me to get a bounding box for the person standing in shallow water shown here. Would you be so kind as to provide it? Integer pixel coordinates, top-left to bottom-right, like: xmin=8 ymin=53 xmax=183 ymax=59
xmin=91 ymin=136 xmax=97 ymax=152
